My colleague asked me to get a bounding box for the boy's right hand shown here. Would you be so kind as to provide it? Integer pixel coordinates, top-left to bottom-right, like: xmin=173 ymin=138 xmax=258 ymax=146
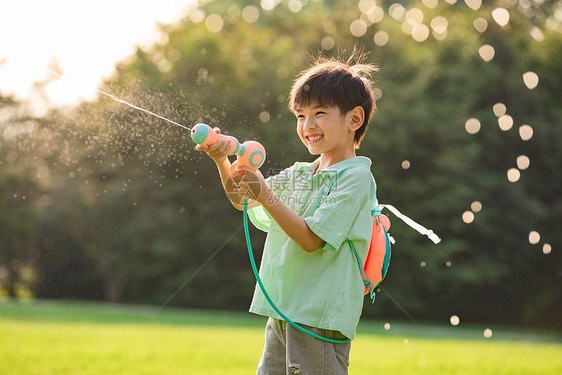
xmin=194 ymin=127 xmax=231 ymax=164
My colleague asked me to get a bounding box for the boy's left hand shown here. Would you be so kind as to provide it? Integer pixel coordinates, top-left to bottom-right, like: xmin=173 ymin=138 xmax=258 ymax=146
xmin=231 ymin=167 xmax=268 ymax=203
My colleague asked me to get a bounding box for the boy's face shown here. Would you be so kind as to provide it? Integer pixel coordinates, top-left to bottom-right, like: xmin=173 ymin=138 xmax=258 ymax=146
xmin=295 ymin=103 xmax=354 ymax=156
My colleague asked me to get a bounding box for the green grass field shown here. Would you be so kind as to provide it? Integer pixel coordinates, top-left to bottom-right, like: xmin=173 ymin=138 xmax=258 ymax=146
xmin=1 ymin=300 xmax=560 ymax=374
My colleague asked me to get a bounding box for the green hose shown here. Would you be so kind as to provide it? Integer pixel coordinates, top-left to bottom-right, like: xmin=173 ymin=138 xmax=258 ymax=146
xmin=243 ymin=199 xmax=350 ymax=344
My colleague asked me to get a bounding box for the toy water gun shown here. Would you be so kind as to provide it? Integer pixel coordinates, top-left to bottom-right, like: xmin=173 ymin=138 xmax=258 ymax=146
xmin=190 ymin=123 xmax=266 ymax=173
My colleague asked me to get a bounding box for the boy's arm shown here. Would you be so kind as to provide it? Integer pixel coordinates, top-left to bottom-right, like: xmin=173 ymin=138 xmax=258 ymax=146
xmin=196 ymin=136 xmax=260 ymax=211
xmin=235 ymin=167 xmax=325 ymax=252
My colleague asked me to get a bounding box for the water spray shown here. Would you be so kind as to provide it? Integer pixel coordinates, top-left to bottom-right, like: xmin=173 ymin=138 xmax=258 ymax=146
xmin=46 ymin=70 xmax=266 ymax=172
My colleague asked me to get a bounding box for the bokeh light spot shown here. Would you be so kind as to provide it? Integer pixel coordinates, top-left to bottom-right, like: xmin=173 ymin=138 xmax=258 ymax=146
xmin=321 ymin=36 xmax=335 ymax=50
xmin=288 ymin=0 xmax=303 ymax=13
xmin=366 ymin=7 xmax=384 ymax=24
xmin=519 ymin=125 xmax=534 ymax=141
xmin=498 ymin=114 xmax=513 ymax=131
xmin=473 ymin=17 xmax=488 ymax=33
xmin=431 ymin=16 xmax=448 ymax=34
xmin=205 ymin=14 xmax=224 ymax=33
xmin=462 ymin=211 xmax=474 ymax=223
xmin=350 ymin=19 xmax=368 ymax=37
xmin=530 ymin=26 xmax=544 ymax=41
xmin=260 ymin=0 xmax=277 ymax=12
xmin=389 ymin=3 xmax=406 ymax=21
xmin=493 ymin=103 xmax=506 ymax=117
xmin=484 ymin=328 xmax=493 ymax=338
xmin=422 ymin=0 xmax=439 ymax=9
xmin=543 ymin=244 xmax=552 ymax=255
xmin=471 ymin=201 xmax=482 ymax=212
xmin=507 ymin=168 xmax=520 ymax=182
xmin=492 ymin=8 xmax=510 ymax=27
xmin=242 ymin=5 xmax=260 ymax=23
xmin=523 ymin=71 xmax=539 ymax=89
xmin=259 ymin=111 xmax=270 ymax=123
xmin=529 ymin=231 xmax=540 ymax=245
xmin=359 ymin=0 xmax=376 ymax=13
xmin=464 ymin=0 xmax=482 ymax=11
xmin=406 ymin=8 xmax=424 ymax=24
xmin=516 ymin=155 xmax=530 ymax=170
xmin=374 ymin=31 xmax=389 ymax=46
xmin=479 ymin=44 xmax=495 ymax=62
xmin=401 ymin=160 xmax=411 ymax=169
xmin=450 ymin=315 xmax=460 ymax=326
xmin=412 ymin=24 xmax=430 ymax=42
xmin=465 ymin=118 xmax=481 ymax=134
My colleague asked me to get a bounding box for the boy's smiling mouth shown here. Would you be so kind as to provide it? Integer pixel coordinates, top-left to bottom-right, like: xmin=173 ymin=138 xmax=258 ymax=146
xmin=306 ymin=134 xmax=324 ymax=143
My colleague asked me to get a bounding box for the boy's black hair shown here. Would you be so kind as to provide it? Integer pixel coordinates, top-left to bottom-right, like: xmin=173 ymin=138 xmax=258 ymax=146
xmin=289 ymin=53 xmax=379 ymax=147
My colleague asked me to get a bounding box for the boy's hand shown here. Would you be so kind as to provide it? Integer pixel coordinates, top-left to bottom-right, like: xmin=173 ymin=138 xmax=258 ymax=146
xmin=194 ymin=127 xmax=230 ymax=164
xmin=232 ymin=167 xmax=268 ymax=203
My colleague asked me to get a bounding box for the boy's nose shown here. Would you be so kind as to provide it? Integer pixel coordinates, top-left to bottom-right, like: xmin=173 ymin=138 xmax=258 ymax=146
xmin=303 ymin=116 xmax=316 ymax=130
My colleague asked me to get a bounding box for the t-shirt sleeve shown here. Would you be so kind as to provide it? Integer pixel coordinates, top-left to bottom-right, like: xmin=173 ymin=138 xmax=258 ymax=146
xmin=304 ymin=168 xmax=372 ymax=252
xmin=248 ymin=162 xmax=298 ymax=232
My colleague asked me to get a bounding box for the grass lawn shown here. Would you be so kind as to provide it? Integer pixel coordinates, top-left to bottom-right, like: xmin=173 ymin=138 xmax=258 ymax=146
xmin=1 ymin=299 xmax=560 ymax=374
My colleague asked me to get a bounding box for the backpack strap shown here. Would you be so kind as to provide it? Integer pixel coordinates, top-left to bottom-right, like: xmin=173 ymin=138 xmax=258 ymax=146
xmin=377 ymin=204 xmax=441 ymax=244
xmin=326 ymin=165 xmax=381 ymax=301
xmin=348 ymin=238 xmax=380 ymax=302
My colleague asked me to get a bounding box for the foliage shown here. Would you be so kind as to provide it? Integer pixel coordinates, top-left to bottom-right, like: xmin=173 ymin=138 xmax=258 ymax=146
xmin=0 ymin=0 xmax=561 ymax=328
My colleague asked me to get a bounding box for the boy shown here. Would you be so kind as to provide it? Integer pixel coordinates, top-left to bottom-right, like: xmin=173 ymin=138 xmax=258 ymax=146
xmin=196 ymin=55 xmax=378 ymax=374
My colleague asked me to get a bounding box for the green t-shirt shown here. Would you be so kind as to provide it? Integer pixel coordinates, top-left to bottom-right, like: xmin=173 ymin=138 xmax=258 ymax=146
xmin=248 ymin=156 xmax=376 ymax=339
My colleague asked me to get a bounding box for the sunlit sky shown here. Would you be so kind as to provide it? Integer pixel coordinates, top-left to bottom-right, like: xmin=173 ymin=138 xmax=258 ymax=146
xmin=0 ymin=0 xmax=197 ymax=108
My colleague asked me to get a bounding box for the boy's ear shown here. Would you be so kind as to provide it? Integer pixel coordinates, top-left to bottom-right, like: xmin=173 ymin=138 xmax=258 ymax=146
xmin=348 ymin=106 xmax=365 ymax=132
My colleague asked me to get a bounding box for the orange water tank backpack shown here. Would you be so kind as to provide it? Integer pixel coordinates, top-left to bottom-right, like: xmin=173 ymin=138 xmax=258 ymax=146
xmin=334 ymin=166 xmax=441 ymax=302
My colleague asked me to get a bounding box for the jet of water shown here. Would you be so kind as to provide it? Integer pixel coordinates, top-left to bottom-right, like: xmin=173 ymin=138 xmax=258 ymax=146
xmin=46 ymin=69 xmax=192 ymax=131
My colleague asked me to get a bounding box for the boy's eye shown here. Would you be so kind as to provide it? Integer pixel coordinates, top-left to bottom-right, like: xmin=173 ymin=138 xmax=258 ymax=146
xmin=316 ymin=111 xmax=326 ymax=116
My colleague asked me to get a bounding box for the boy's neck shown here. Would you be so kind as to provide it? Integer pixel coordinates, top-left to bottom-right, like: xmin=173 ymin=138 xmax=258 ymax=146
xmin=316 ymin=148 xmax=357 ymax=174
